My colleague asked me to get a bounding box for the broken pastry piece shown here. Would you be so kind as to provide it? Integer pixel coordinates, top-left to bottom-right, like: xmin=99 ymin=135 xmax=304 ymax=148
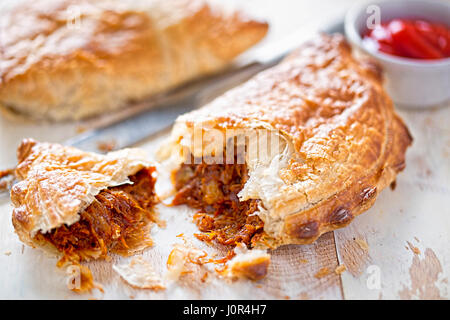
xmin=113 ymin=257 xmax=165 ymax=291
xmin=166 ymin=242 xmax=209 ymax=281
xmin=161 ymin=34 xmax=412 ymax=249
xmin=11 ymin=139 xmax=158 ymax=268
xmin=224 ymin=244 xmax=270 ymax=281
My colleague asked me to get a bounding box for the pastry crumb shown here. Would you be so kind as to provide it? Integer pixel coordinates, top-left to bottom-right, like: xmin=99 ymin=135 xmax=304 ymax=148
xmin=355 ymin=238 xmax=369 ymax=251
xmin=406 ymin=241 xmax=421 ymax=255
xmin=299 ymin=259 xmax=308 ymax=264
xmin=335 ymin=264 xmax=346 ymax=275
xmin=200 ymin=272 xmax=209 ymax=283
xmin=225 ymin=244 xmax=271 ymax=281
xmin=314 ymin=267 xmax=330 ymax=279
xmin=0 ymin=169 xmax=15 ymax=191
xmin=75 ymin=125 xmax=87 ymax=134
xmin=166 ymin=243 xmax=209 ymax=281
xmin=97 ymin=140 xmax=117 ymax=152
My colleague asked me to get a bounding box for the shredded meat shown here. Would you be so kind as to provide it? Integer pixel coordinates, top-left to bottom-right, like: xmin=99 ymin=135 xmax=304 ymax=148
xmin=172 ymin=156 xmax=264 ymax=247
xmin=37 ymin=167 xmax=157 ymax=260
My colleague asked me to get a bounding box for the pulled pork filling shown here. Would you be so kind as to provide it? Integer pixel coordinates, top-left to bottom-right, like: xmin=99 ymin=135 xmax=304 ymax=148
xmin=36 ymin=167 xmax=157 ymax=260
xmin=172 ymin=157 xmax=264 ymax=247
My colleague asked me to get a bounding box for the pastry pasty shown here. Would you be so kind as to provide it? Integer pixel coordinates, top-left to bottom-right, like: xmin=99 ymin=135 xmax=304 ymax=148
xmin=11 ymin=139 xmax=158 ymax=264
xmin=0 ymin=0 xmax=268 ymax=121
xmin=160 ymin=34 xmax=412 ymax=248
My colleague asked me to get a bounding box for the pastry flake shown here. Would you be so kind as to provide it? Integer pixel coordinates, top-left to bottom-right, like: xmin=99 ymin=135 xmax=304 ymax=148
xmin=113 ymin=257 xmax=165 ymax=290
xmin=166 ymin=242 xmax=209 ymax=281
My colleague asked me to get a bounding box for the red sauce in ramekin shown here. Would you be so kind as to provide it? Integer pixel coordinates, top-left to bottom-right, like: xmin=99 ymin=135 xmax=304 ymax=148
xmin=363 ymin=18 xmax=450 ymax=60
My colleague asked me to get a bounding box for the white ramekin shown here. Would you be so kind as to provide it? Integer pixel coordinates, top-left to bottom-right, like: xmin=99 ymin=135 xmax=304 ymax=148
xmin=345 ymin=0 xmax=450 ymax=109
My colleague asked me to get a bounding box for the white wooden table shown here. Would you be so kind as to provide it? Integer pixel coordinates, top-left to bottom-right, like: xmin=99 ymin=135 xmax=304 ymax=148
xmin=0 ymin=0 xmax=449 ymax=300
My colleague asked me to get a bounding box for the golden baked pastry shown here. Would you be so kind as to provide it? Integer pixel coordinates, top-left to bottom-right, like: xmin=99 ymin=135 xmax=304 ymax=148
xmin=160 ymin=34 xmax=413 ymax=248
xmin=11 ymin=139 xmax=158 ymax=265
xmin=0 ymin=0 xmax=268 ymax=121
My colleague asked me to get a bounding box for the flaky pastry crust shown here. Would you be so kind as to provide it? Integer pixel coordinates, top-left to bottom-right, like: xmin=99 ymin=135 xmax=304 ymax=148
xmin=11 ymin=139 xmax=152 ymax=249
xmin=0 ymin=0 xmax=268 ymax=120
xmin=162 ymin=34 xmax=413 ymax=247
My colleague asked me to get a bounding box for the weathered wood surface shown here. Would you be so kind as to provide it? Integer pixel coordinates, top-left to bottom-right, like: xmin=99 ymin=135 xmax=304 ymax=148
xmin=0 ymin=0 xmax=448 ymax=299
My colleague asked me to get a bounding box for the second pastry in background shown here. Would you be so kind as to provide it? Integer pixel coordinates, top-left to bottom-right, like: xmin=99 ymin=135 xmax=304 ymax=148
xmin=0 ymin=0 xmax=268 ymax=121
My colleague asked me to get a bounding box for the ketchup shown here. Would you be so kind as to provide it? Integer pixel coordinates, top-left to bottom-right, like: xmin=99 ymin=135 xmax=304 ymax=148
xmin=363 ymin=18 xmax=450 ymax=60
